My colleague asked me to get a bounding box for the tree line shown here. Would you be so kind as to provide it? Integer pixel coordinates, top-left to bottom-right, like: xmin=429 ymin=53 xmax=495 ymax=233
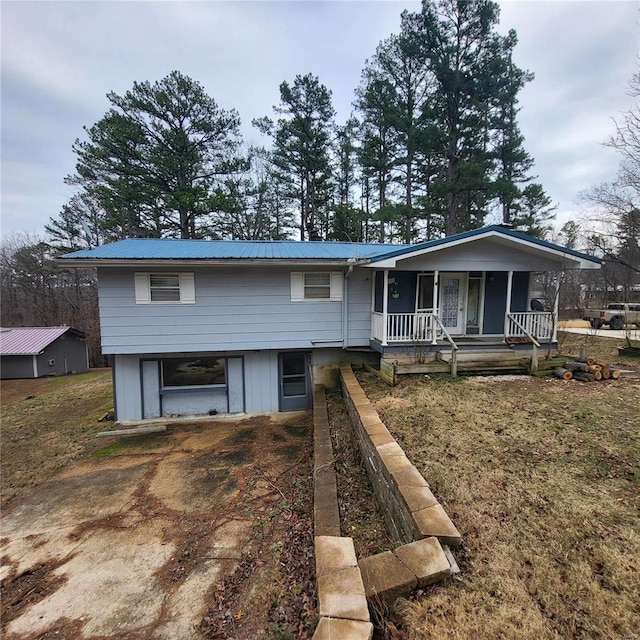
xmin=48 ymin=0 xmax=557 ymax=250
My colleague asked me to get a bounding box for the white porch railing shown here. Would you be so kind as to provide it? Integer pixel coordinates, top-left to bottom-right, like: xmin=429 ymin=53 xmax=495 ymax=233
xmin=372 ymin=311 xmax=439 ymax=345
xmin=506 ymin=312 xmax=554 ymax=341
xmin=372 ymin=310 xmax=556 ymax=344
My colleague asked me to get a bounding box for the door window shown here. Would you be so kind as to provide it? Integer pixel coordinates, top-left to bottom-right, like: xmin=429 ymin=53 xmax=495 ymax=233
xmin=281 ymin=354 xmax=307 ymax=397
xmin=441 ymin=277 xmax=460 ymax=327
xmin=417 ymin=274 xmax=434 ymax=311
xmin=466 ymin=278 xmax=481 ymax=328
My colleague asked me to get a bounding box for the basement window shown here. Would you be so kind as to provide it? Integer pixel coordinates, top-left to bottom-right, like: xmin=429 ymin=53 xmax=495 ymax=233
xmin=162 ymin=358 xmax=226 ymax=388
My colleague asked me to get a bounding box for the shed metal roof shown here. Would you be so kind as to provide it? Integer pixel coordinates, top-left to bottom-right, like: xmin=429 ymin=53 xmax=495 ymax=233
xmin=0 ymin=326 xmax=80 ymax=356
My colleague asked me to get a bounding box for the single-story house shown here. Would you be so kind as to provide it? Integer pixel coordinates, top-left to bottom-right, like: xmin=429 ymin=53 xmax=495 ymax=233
xmin=58 ymin=225 xmax=601 ymax=421
xmin=0 ymin=326 xmax=89 ymax=379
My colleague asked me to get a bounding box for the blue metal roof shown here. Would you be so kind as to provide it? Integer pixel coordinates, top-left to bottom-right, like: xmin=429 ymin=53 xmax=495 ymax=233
xmin=58 ymin=226 xmax=601 ymax=265
xmin=60 ymin=238 xmax=412 ymax=261
xmin=367 ymin=226 xmax=602 ymax=264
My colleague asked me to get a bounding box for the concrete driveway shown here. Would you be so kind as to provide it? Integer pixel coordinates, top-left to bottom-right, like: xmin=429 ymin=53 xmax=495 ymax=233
xmin=1 ymin=413 xmax=311 ymax=640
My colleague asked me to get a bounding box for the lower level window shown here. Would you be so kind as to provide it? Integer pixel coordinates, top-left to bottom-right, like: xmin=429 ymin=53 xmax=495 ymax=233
xmin=162 ymin=358 xmax=226 ymax=387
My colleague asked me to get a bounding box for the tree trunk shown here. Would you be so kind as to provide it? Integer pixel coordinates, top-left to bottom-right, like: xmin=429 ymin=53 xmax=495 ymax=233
xmin=563 ymin=362 xmax=589 ymax=372
xmin=572 ymin=372 xmax=595 ymax=382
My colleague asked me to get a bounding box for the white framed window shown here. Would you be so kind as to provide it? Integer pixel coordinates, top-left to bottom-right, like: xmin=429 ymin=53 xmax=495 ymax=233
xmin=134 ymin=272 xmax=195 ymax=304
xmin=291 ymin=272 xmax=343 ymax=302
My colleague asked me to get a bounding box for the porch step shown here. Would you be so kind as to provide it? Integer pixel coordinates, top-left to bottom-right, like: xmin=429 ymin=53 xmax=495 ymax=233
xmin=440 ymin=348 xmax=531 ymax=375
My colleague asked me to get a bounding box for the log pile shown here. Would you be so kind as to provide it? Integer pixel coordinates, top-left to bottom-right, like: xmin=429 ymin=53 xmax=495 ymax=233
xmin=553 ymin=358 xmax=622 ymax=382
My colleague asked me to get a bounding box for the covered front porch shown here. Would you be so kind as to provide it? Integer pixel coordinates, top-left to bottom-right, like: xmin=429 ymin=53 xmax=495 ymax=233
xmin=369 ymin=269 xmax=558 ymax=351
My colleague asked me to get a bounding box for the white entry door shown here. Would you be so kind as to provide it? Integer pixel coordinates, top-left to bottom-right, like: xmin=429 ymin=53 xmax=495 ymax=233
xmin=439 ymin=273 xmax=466 ymax=335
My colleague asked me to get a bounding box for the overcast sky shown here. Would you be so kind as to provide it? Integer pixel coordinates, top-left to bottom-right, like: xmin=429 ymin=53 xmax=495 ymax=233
xmin=1 ymin=0 xmax=638 ymax=240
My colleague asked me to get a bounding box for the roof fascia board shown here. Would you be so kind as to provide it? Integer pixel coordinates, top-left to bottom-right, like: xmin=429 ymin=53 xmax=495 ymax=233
xmin=366 ymin=230 xmax=601 ymax=269
xmin=487 ymin=231 xmax=602 ymax=267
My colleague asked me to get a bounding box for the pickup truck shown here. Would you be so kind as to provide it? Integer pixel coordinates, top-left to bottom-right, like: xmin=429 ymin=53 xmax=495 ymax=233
xmin=582 ymin=303 xmax=640 ymax=330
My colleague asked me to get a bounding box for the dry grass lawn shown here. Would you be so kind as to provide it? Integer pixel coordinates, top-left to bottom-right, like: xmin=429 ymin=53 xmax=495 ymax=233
xmin=358 ymin=338 xmax=639 ymax=639
xmin=0 ymin=370 xmax=113 ymax=511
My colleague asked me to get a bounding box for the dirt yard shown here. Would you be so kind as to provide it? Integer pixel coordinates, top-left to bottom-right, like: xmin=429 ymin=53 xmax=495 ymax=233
xmin=357 ymin=336 xmax=640 ymax=639
xmin=1 ymin=373 xmax=316 ymax=640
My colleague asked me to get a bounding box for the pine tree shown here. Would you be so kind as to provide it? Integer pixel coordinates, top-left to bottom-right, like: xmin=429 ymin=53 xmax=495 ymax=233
xmin=266 ymin=74 xmax=336 ymax=240
xmin=65 ymin=71 xmax=243 ymax=239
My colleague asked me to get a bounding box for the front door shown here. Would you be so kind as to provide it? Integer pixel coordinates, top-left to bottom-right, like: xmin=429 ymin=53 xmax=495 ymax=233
xmin=439 ymin=273 xmax=466 ymax=335
xmin=279 ymin=352 xmax=311 ymax=411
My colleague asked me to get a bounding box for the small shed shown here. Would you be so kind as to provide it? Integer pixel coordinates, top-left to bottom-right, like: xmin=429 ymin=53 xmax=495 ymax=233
xmin=0 ymin=326 xmax=89 ymax=379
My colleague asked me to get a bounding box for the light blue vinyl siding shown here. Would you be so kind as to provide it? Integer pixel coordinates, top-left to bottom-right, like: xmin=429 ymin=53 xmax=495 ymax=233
xmin=98 ymin=266 xmax=372 ymax=354
xmin=113 ymin=355 xmax=143 ymax=421
xmin=227 ymin=358 xmax=244 ymax=412
xmin=142 ymin=360 xmax=160 ymax=418
xmin=346 ymin=269 xmax=373 ymax=345
xmin=162 ymin=389 xmax=228 ymax=416
xmin=243 ymin=351 xmax=279 ymax=413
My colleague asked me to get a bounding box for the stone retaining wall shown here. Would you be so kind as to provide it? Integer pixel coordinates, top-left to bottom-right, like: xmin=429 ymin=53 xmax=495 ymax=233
xmin=312 ymin=372 xmax=461 ymax=639
xmin=312 ymin=386 xmax=373 ymax=640
xmin=340 ymin=363 xmax=461 ymax=547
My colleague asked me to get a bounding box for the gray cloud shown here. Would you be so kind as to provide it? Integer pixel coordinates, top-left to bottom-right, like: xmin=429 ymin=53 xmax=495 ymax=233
xmin=1 ymin=0 xmax=637 ymax=237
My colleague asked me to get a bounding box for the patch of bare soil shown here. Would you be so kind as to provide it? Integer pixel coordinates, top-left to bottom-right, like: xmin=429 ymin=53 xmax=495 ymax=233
xmin=357 ymin=366 xmax=640 ymax=640
xmin=326 ymin=388 xmax=394 ymax=558
xmin=198 ymin=426 xmax=317 ymax=640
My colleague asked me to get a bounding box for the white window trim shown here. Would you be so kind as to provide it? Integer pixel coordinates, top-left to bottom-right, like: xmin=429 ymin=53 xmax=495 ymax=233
xmin=134 ymin=272 xmax=196 ymax=304
xmin=291 ymin=271 xmax=343 ymax=302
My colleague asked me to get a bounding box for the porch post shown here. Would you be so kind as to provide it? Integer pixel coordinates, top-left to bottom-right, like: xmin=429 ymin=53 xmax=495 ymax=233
xmin=504 ymin=270 xmax=513 ymax=338
xmin=370 ymin=271 xmax=376 ymax=342
xmin=432 ymin=270 xmax=439 ymax=345
xmin=382 ymin=269 xmax=389 ymax=346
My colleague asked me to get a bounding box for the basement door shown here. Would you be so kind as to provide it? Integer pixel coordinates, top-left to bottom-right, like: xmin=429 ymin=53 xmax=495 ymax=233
xmin=279 ymin=352 xmax=311 ymax=411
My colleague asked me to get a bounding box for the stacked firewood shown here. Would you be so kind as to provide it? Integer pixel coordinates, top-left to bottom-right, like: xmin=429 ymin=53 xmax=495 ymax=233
xmin=553 ymin=358 xmax=622 ymax=382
